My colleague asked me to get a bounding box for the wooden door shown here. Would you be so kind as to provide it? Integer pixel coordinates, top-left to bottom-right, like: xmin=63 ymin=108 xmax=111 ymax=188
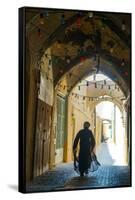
xmin=34 ymin=99 xmax=52 ymax=177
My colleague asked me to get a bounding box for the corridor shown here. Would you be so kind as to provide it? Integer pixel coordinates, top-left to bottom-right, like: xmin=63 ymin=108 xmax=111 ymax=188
xmin=26 ymin=163 xmax=131 ymax=192
xmin=20 ymin=7 xmax=131 ymax=193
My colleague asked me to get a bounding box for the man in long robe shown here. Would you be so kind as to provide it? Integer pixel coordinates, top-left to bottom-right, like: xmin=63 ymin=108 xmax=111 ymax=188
xmin=73 ymin=121 xmax=95 ymax=176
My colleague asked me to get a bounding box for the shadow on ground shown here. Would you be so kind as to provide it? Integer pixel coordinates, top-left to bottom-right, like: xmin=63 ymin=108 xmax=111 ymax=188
xmin=8 ymin=184 xmax=18 ymax=191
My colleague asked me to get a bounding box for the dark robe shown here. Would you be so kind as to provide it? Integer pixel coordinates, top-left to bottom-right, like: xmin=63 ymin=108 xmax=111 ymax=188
xmin=73 ymin=128 xmax=95 ymax=173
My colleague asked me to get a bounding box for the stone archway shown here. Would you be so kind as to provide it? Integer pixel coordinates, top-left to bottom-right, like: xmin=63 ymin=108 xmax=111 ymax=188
xmin=60 ymin=70 xmax=128 ymax=164
xmin=24 ymin=8 xmax=131 ymax=182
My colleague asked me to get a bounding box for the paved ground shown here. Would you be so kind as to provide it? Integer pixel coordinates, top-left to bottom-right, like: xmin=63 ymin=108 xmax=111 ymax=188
xmin=26 ymin=163 xmax=131 ymax=193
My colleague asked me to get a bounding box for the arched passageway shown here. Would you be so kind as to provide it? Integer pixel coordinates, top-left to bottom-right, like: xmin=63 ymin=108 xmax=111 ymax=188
xmin=21 ymin=7 xmax=131 ymax=192
xmin=59 ymin=73 xmax=129 ymax=165
xmin=95 ymin=101 xmax=127 ymax=166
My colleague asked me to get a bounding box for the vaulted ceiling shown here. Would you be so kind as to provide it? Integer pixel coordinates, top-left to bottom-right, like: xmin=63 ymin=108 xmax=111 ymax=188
xmin=25 ymin=7 xmax=131 ymax=97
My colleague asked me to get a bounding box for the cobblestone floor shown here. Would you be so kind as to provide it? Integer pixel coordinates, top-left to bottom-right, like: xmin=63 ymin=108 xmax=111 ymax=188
xmin=26 ymin=163 xmax=131 ymax=193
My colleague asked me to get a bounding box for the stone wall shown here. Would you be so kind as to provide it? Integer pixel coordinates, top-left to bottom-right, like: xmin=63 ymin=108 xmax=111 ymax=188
xmin=33 ymin=48 xmax=54 ymax=178
xmin=26 ymin=47 xmax=54 ymax=182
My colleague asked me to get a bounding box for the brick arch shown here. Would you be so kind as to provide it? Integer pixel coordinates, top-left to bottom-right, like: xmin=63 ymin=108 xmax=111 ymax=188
xmin=26 ymin=9 xmax=130 ymax=58
xmin=26 ymin=9 xmax=130 ymax=95
xmin=56 ymin=54 xmax=129 ymax=97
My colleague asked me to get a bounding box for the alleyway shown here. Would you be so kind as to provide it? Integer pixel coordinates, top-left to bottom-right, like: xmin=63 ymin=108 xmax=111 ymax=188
xmin=26 ymin=163 xmax=131 ymax=192
xmin=21 ymin=8 xmax=131 ymax=193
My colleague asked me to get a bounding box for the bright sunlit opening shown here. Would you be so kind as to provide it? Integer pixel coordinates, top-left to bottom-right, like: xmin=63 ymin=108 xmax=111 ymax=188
xmin=96 ymin=101 xmax=126 ymax=166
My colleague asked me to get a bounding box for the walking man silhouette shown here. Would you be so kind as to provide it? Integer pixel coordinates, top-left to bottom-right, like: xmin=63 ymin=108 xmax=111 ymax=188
xmin=73 ymin=122 xmax=96 ymax=176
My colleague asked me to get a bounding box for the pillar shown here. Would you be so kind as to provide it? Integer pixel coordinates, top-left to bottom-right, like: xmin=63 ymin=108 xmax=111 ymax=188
xmin=26 ymin=60 xmax=39 ymax=182
xmin=49 ymin=90 xmax=57 ymax=168
xmin=66 ymin=96 xmax=73 ymax=162
xmin=112 ymin=104 xmax=116 ymax=143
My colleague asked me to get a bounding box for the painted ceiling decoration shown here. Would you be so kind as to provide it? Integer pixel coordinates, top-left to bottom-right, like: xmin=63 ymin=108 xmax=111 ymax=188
xmin=26 ymin=8 xmax=131 ymax=97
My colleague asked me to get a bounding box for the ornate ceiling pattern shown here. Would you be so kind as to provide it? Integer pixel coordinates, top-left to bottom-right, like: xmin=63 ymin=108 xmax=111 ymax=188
xmin=26 ymin=8 xmax=131 ymax=97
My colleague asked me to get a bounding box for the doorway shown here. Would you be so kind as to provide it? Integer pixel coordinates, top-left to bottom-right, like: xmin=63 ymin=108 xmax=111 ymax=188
xmin=55 ymin=95 xmax=66 ymax=163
